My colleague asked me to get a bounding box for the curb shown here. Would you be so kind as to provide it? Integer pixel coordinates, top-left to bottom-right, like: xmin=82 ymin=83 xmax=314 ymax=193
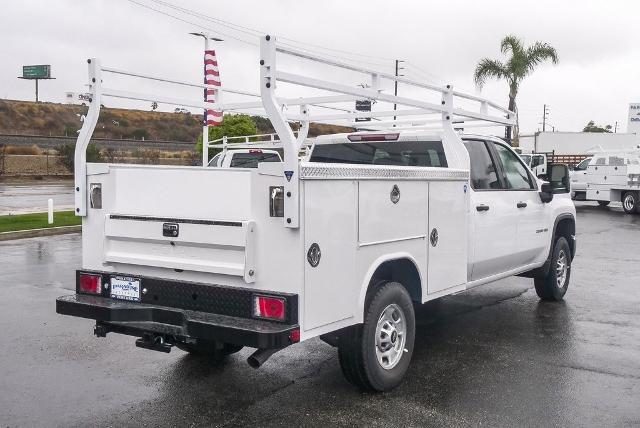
xmin=0 ymin=225 xmax=81 ymax=241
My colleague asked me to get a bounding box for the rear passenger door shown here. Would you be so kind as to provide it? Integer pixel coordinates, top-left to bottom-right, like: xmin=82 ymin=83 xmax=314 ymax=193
xmin=463 ymin=140 xmax=520 ymax=281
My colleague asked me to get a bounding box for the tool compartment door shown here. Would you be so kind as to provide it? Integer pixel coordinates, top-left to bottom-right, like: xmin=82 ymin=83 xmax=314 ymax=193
xmin=427 ymin=181 xmax=467 ymax=294
xmin=303 ymin=180 xmax=357 ymax=331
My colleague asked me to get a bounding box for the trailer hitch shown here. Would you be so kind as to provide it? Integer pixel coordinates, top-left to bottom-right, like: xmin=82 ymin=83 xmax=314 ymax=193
xmin=135 ymin=333 xmax=173 ymax=353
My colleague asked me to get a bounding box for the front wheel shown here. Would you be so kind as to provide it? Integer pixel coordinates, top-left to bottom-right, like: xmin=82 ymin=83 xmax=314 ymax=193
xmin=534 ymin=236 xmax=571 ymax=301
xmin=622 ymin=191 xmax=638 ymax=214
xmin=338 ymin=282 xmax=415 ymax=392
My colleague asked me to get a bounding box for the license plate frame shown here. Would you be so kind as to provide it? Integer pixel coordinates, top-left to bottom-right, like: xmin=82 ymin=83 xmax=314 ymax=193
xmin=110 ymin=276 xmax=141 ymax=302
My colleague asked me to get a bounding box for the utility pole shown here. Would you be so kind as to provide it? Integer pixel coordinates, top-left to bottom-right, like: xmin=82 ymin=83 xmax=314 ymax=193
xmin=614 ymin=121 xmax=618 ymax=133
xmin=189 ymin=32 xmax=223 ymax=166
xmin=542 ymin=104 xmax=549 ymax=132
xmin=393 ymin=59 xmax=405 ymax=123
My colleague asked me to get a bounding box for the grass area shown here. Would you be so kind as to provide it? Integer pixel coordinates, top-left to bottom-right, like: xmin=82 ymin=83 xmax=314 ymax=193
xmin=0 ymin=210 xmax=80 ymax=233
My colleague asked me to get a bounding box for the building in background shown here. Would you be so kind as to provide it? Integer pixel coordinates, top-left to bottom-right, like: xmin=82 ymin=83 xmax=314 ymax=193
xmin=519 ymin=132 xmax=640 ymax=155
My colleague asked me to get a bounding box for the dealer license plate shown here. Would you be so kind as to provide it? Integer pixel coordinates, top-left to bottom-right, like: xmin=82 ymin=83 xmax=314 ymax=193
xmin=110 ymin=276 xmax=141 ymax=302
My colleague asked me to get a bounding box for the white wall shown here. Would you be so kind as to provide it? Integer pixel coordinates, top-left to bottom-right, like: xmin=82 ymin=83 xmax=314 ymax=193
xmin=519 ymin=132 xmax=640 ymax=154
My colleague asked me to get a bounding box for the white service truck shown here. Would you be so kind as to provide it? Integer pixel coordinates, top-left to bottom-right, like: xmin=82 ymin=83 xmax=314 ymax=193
xmin=56 ymin=37 xmax=576 ymax=392
xmin=583 ymin=150 xmax=640 ymax=213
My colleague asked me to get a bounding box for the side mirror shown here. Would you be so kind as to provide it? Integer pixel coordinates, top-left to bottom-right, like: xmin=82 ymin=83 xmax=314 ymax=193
xmin=539 ymin=164 xmax=570 ymax=203
xmin=549 ymin=164 xmax=570 ymax=194
xmin=539 ymin=182 xmax=554 ymax=203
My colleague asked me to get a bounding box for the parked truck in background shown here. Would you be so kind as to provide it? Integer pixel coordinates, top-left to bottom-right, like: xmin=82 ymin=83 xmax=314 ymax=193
xmin=208 ymin=148 xmax=281 ymax=168
xmin=56 ymin=36 xmax=576 ymax=392
xmin=583 ymin=150 xmax=640 ymax=213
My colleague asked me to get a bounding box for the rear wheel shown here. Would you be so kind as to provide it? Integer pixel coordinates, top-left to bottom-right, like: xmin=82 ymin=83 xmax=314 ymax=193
xmin=622 ymin=191 xmax=638 ymax=214
xmin=338 ymin=282 xmax=415 ymax=392
xmin=535 ymin=236 xmax=571 ymax=301
xmin=597 ymin=200 xmax=610 ymax=207
xmin=177 ymin=340 xmax=243 ymax=360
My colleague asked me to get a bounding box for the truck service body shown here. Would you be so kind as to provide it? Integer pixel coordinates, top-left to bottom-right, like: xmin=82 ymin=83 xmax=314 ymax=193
xmin=57 ymin=36 xmax=576 ymax=391
xmin=583 ymin=150 xmax=640 ymax=213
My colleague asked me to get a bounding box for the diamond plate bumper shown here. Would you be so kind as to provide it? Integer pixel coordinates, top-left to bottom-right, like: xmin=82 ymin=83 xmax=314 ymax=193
xmin=56 ymin=294 xmax=299 ymax=349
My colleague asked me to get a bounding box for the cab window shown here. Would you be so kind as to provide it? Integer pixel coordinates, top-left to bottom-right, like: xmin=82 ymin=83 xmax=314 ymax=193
xmin=310 ymin=141 xmax=447 ymax=167
xmin=462 ymin=140 xmax=501 ymax=190
xmin=229 ymin=152 xmax=280 ymax=168
xmin=531 ymin=155 xmax=544 ymax=168
xmin=492 ymin=143 xmax=535 ymax=190
xmin=609 ymin=156 xmax=625 ymax=166
xmin=207 ymin=153 xmax=222 ymax=167
xmin=574 ymin=158 xmax=590 ymax=171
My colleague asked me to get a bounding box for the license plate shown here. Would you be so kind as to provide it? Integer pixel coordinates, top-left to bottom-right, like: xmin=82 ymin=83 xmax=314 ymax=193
xmin=110 ymin=276 xmax=141 ymax=301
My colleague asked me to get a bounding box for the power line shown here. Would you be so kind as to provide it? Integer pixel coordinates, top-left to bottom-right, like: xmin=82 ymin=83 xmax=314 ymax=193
xmin=125 ymin=0 xmax=258 ymax=45
xmin=147 ymin=0 xmax=394 ymax=66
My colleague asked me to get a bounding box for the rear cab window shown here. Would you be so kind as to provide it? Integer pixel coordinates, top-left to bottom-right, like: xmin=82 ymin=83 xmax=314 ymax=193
xmin=309 ymin=141 xmax=448 ymax=167
xmin=229 ymin=152 xmax=280 ymax=168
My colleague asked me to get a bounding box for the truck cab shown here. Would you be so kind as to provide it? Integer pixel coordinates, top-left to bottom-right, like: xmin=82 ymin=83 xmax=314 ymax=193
xmin=520 ymin=153 xmax=548 ymax=177
xmin=570 ymin=156 xmax=592 ymax=200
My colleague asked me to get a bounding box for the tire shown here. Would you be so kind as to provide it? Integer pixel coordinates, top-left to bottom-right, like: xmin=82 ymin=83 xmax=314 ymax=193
xmin=176 ymin=340 xmax=243 ymax=360
xmin=338 ymin=282 xmax=415 ymax=392
xmin=534 ymin=236 xmax=571 ymax=301
xmin=622 ymin=191 xmax=638 ymax=214
xmin=597 ymin=200 xmax=610 ymax=207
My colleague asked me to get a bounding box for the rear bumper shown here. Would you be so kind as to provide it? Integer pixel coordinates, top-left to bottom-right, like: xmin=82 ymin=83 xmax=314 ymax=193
xmin=56 ymin=294 xmax=299 ymax=349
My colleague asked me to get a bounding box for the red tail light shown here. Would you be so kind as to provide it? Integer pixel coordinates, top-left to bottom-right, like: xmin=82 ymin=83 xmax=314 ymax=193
xmin=79 ymin=273 xmax=102 ymax=294
xmin=289 ymin=329 xmax=300 ymax=343
xmin=253 ymin=295 xmax=286 ymax=321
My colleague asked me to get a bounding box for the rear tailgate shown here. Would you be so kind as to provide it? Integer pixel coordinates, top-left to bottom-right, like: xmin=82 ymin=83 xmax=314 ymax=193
xmin=86 ymin=164 xmax=256 ymax=283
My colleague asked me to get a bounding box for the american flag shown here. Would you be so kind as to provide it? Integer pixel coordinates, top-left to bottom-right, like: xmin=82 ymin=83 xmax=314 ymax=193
xmin=204 ymin=49 xmax=222 ymax=126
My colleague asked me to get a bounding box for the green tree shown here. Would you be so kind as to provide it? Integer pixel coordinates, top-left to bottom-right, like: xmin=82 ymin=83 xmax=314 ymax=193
xmin=474 ymin=35 xmax=559 ymax=143
xmin=56 ymin=142 xmax=102 ymax=172
xmin=582 ymin=120 xmax=612 ymax=133
xmin=195 ymin=114 xmax=258 ymax=164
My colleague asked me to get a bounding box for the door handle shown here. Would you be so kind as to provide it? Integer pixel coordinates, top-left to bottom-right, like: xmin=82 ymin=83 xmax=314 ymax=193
xmin=517 ymin=202 xmax=527 ymax=208
xmin=476 ymin=204 xmax=490 ymax=212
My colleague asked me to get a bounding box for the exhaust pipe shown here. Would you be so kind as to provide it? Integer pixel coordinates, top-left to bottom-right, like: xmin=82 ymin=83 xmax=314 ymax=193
xmin=247 ymin=348 xmax=279 ymax=369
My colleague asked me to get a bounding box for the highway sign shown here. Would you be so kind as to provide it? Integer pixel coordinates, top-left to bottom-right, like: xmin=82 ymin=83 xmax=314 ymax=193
xmin=22 ymin=65 xmax=51 ymax=79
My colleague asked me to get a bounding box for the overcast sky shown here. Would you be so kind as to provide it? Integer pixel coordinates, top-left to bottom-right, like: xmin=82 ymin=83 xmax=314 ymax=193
xmin=2 ymin=0 xmax=639 ymax=134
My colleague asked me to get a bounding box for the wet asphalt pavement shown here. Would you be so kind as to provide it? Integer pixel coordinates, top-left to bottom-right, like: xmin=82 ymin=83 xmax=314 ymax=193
xmin=1 ymin=202 xmax=639 ymax=427
xmin=0 ymin=182 xmax=74 ymax=215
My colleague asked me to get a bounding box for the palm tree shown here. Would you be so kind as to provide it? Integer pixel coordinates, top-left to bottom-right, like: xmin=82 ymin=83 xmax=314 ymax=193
xmin=474 ymin=35 xmax=558 ymax=143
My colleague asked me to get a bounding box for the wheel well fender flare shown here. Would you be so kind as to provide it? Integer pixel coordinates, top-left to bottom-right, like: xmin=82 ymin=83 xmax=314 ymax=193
xmin=552 ymin=213 xmax=576 ymax=258
xmin=356 ymin=252 xmax=423 ymax=323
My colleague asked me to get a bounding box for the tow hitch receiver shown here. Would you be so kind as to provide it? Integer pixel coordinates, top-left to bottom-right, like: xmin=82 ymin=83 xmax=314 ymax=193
xmin=135 ymin=333 xmax=173 ymax=353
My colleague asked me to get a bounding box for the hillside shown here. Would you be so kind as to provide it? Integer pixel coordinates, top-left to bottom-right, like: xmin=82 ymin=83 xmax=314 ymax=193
xmin=0 ymin=99 xmax=202 ymax=142
xmin=0 ymin=99 xmax=352 ymax=143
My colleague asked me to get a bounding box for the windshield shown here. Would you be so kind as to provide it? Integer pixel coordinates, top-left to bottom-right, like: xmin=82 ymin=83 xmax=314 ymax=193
xmin=309 ymin=141 xmax=448 ymax=167
xmin=229 ymin=152 xmax=280 ymax=168
xmin=574 ymin=158 xmax=591 ymax=171
xmin=520 ymin=154 xmax=532 ymax=166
